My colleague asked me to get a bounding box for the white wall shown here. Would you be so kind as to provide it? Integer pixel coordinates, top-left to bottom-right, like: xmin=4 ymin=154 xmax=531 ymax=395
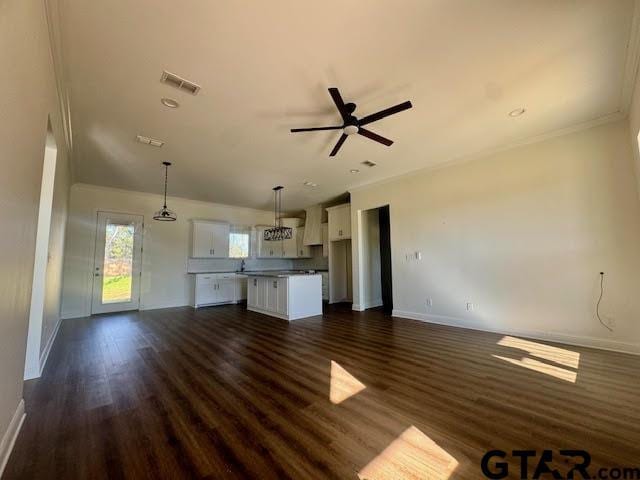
xmin=61 ymin=184 xmax=275 ymax=318
xmin=0 ymin=0 xmax=71 ymax=469
xmin=628 ymin=63 xmax=640 ymax=199
xmin=350 ymin=120 xmax=640 ymax=354
xmin=360 ymin=208 xmax=382 ymax=309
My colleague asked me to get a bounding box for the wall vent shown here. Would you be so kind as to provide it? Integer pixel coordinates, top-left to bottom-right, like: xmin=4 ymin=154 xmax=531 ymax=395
xmin=136 ymin=135 xmax=165 ymax=147
xmin=160 ymin=70 xmax=201 ymax=95
xmin=362 ymin=160 xmax=377 ymax=167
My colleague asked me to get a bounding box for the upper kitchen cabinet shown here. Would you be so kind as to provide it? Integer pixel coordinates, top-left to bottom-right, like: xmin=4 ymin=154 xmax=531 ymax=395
xmin=322 ymin=223 xmax=329 ymax=257
xmin=282 ymin=227 xmax=298 ymax=258
xmin=191 ymin=220 xmax=230 ymax=258
xmin=327 ymin=204 xmax=351 ymax=241
xmin=296 ymin=227 xmax=311 ymax=258
xmin=256 ymin=226 xmax=283 ymax=258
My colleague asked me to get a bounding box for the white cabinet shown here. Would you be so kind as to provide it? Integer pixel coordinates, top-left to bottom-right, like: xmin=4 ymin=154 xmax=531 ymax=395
xmin=256 ymin=226 xmax=283 ymax=258
xmin=296 ymin=227 xmax=311 ymax=258
xmin=247 ymin=274 xmax=322 ymax=321
xmin=321 ymin=272 xmax=329 ymax=301
xmin=281 ymin=228 xmax=298 ymax=258
xmin=192 ymin=221 xmax=230 ymax=258
xmin=247 ymin=277 xmax=258 ymax=308
xmin=192 ymin=273 xmax=237 ymax=307
xmin=322 ymin=223 xmax=329 ymax=257
xmin=327 ymin=204 xmax=351 ymax=240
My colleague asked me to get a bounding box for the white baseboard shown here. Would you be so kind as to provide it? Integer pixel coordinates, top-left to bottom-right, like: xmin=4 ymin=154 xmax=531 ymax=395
xmin=0 ymin=399 xmax=25 ymax=478
xmin=392 ymin=310 xmax=640 ymax=355
xmin=352 ymin=303 xmax=364 ymax=311
xmin=364 ymin=299 xmax=383 ymax=309
xmin=38 ymin=317 xmax=61 ymax=377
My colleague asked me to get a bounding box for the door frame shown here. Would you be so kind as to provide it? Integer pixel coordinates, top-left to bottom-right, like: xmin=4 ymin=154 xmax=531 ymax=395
xmin=91 ymin=211 xmax=144 ymax=315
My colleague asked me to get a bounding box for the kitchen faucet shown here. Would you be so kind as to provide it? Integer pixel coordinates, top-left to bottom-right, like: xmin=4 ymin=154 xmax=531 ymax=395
xmin=240 ymin=259 xmax=246 ymax=272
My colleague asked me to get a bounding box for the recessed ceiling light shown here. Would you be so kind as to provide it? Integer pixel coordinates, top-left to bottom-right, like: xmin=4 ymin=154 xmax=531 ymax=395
xmin=350 ymin=169 xmax=360 ymax=174
xmin=161 ymin=98 xmax=179 ymax=108
xmin=136 ymin=135 xmax=164 ymax=147
xmin=361 ymin=160 xmax=377 ymax=167
xmin=303 ymin=181 xmax=318 ymax=187
xmin=508 ymin=108 xmax=526 ymax=117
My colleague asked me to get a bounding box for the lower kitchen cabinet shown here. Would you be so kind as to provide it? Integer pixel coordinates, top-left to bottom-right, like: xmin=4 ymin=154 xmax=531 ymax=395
xmin=246 ymin=274 xmax=322 ymax=321
xmin=192 ymin=273 xmax=245 ymax=308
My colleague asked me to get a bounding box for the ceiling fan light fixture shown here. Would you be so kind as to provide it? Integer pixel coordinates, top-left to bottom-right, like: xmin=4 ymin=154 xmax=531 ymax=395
xmin=153 ymin=161 xmax=177 ymax=222
xmin=343 ymin=125 xmax=359 ymax=135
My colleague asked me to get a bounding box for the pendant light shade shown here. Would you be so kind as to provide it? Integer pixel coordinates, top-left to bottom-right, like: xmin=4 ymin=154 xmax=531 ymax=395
xmin=264 ymin=186 xmax=292 ymax=241
xmin=153 ymin=162 xmax=177 ymax=222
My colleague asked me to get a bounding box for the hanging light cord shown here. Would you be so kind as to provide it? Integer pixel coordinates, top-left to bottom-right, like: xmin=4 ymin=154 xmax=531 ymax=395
xmin=596 ymin=272 xmax=612 ymax=332
xmin=163 ymin=164 xmax=168 ymax=208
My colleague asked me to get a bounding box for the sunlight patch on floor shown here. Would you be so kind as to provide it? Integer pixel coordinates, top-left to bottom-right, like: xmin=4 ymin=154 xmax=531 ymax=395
xmin=358 ymin=425 xmax=458 ymax=480
xmin=497 ymin=336 xmax=580 ymax=368
xmin=330 ymin=360 xmax=366 ymax=404
xmin=492 ymin=354 xmax=577 ymax=383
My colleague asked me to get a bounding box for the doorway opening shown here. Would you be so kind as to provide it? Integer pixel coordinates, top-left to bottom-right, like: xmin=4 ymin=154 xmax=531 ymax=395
xmin=361 ymin=205 xmax=392 ymax=313
xmin=91 ymin=212 xmax=144 ymax=314
xmin=24 ymin=118 xmax=60 ymax=380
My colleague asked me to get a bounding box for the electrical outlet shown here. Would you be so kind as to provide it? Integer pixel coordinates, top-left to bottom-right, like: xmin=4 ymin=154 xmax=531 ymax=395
xmin=466 ymin=302 xmax=474 ymax=312
xmin=426 ymin=298 xmax=433 ymax=307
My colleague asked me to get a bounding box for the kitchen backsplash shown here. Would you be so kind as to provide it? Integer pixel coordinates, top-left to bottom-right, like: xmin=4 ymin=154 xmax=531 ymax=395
xmin=187 ymin=258 xmax=294 ymax=273
xmin=187 ymin=247 xmax=328 ymax=273
xmin=292 ymin=256 xmax=328 ymax=271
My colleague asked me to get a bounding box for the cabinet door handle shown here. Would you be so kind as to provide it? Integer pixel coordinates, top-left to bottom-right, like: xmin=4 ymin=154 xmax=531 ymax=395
xmin=273 ymin=281 xmax=277 ymax=288
xmin=253 ymin=279 xmax=257 ymax=286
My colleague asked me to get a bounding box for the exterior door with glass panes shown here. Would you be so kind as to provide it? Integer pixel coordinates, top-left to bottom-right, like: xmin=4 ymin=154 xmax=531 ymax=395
xmin=91 ymin=212 xmax=144 ymax=314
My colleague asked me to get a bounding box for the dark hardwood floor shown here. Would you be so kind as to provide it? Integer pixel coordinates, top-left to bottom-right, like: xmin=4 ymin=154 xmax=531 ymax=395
xmin=4 ymin=304 xmax=640 ymax=479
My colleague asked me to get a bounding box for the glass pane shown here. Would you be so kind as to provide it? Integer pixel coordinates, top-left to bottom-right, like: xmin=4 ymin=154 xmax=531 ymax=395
xmin=102 ymin=223 xmax=134 ymax=304
xmin=229 ymin=232 xmax=249 ymax=258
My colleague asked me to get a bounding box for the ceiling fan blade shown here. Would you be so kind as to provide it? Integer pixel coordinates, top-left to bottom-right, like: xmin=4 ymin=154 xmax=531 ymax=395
xmin=328 ymin=87 xmax=350 ymax=122
xmin=290 ymin=126 xmax=343 ymax=132
xmin=329 ymin=134 xmax=348 ymax=156
xmin=358 ymin=101 xmax=413 ymax=126
xmin=358 ymin=128 xmax=393 ymax=146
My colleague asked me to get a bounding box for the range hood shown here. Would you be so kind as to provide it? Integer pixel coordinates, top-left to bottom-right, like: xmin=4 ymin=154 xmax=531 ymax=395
xmin=303 ymin=205 xmax=323 ymax=245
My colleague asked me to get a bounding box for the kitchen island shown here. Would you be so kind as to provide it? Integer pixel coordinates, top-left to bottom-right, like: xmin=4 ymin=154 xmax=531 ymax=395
xmin=245 ymin=271 xmax=322 ymax=321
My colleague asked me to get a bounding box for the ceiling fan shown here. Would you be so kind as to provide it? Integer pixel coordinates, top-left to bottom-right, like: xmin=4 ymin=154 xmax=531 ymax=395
xmin=290 ymin=87 xmax=413 ymax=156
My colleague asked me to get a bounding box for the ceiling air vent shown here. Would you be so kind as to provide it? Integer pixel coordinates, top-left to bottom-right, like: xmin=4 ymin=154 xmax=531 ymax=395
xmin=136 ymin=135 xmax=164 ymax=147
xmin=362 ymin=160 xmax=377 ymax=167
xmin=160 ymin=70 xmax=201 ymax=95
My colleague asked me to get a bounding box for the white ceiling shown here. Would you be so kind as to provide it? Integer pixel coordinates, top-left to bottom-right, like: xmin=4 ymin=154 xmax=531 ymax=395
xmin=59 ymin=0 xmax=638 ymax=211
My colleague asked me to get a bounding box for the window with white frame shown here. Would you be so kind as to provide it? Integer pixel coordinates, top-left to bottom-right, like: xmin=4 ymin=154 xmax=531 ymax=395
xmin=229 ymin=225 xmax=251 ymax=258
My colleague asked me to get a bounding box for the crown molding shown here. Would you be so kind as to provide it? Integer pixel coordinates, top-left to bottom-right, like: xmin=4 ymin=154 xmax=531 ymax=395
xmin=71 ymin=183 xmax=275 ymax=216
xmin=44 ymin=0 xmax=74 ymax=180
xmin=620 ymin=0 xmax=640 ymax=114
xmin=349 ymin=110 xmax=625 ymax=194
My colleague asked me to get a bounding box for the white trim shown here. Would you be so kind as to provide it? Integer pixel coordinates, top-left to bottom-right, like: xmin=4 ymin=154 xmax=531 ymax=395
xmin=38 ymin=317 xmax=61 ymax=376
xmin=352 ymin=303 xmax=364 ymax=311
xmin=391 ymin=310 xmax=640 ymax=356
xmin=0 ymin=400 xmax=26 ymax=478
xmin=349 ymin=111 xmax=624 ymax=195
xmin=364 ymin=299 xmax=384 ymax=309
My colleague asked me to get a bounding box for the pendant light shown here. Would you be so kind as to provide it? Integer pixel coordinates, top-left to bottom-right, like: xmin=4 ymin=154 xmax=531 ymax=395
xmin=263 ymin=186 xmax=292 ymax=241
xmin=153 ymin=162 xmax=177 ymax=221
